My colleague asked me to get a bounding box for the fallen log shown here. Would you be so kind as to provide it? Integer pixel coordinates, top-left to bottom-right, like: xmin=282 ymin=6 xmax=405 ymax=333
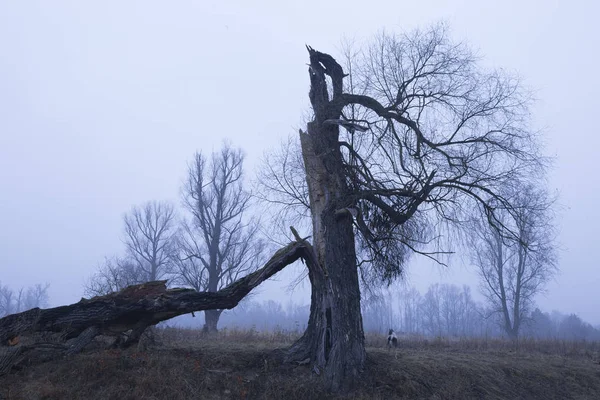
xmin=0 ymin=240 xmax=309 ymax=375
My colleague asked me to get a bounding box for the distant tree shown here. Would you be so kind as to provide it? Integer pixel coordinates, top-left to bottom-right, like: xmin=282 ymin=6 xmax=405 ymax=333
xmin=285 ymin=301 xmax=310 ymax=331
xmin=558 ymin=314 xmax=585 ymax=340
xmin=0 ymin=283 xmax=14 ymax=317
xmin=123 ymin=200 xmax=177 ymax=282
xmin=456 ymin=285 xmax=483 ymax=337
xmin=557 ymin=314 xmax=600 ymax=341
xmin=217 ymin=299 xmax=302 ymax=332
xmin=361 ymin=283 xmax=484 ymax=337
xmin=263 ymin=300 xmax=284 ymax=321
xmin=172 ymin=144 xmax=266 ymax=333
xmin=523 ymin=308 xmax=556 ymax=338
xmin=439 ymin=284 xmax=462 ymax=337
xmin=420 ymin=284 xmax=443 ymax=336
xmin=0 ymin=282 xmax=49 ymax=315
xmin=467 ymin=183 xmax=558 ymax=339
xmin=84 ymin=256 xmax=144 ymax=297
xmin=85 ymin=201 xmax=176 ymax=297
xmin=22 ymin=283 xmax=50 ymax=310
xmin=361 ymin=290 xmax=394 ymax=333
xmin=399 ymin=286 xmax=422 ymax=334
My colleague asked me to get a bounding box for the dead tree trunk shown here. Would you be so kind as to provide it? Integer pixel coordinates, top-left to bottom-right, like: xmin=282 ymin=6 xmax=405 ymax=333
xmin=0 ymin=240 xmax=308 ymax=375
xmin=285 ymin=47 xmax=366 ymax=393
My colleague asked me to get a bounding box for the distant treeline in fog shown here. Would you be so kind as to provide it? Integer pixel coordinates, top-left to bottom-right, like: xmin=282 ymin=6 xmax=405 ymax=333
xmin=2 ymin=280 xmax=598 ymax=342
xmin=167 ymin=283 xmax=600 ymax=341
xmin=0 ymin=282 xmax=49 ymax=316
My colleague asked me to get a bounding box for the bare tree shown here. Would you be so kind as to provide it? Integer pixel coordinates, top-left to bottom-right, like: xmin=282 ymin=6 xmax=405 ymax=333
xmin=22 ymin=283 xmax=50 ymax=311
xmin=14 ymin=289 xmax=24 ymax=315
xmin=84 ymin=256 xmax=144 ymax=297
xmin=84 ymin=202 xmax=175 ymax=297
xmin=420 ymin=284 xmax=443 ymax=336
xmin=123 ymin=201 xmax=176 ymax=282
xmin=456 ymin=285 xmax=483 ymax=337
xmin=173 ymin=144 xmax=266 ymax=333
xmin=256 ymin=135 xmax=311 ymax=241
xmin=467 ymin=183 xmax=557 ymax=339
xmin=361 ymin=289 xmax=394 ymax=333
xmin=439 ymin=284 xmax=462 ymax=337
xmin=399 ymin=286 xmax=422 ymax=334
xmin=0 ymin=283 xmax=49 ymax=316
xmin=0 ymin=284 xmax=13 ymax=317
xmin=260 ymin=24 xmax=548 ymax=391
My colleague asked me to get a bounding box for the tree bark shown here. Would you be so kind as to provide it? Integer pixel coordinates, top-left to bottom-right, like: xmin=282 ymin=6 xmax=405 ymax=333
xmin=285 ymin=204 xmax=365 ymax=392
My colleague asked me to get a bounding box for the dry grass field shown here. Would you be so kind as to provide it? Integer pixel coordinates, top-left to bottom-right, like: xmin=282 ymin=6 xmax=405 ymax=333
xmin=1 ymin=327 xmax=600 ymax=399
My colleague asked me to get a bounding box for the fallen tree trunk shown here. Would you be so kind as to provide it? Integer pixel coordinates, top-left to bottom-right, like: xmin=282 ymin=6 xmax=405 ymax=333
xmin=0 ymin=240 xmax=311 ymax=375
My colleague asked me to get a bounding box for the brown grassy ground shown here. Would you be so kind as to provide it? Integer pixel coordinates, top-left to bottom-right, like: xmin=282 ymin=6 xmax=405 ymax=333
xmin=1 ymin=328 xmax=600 ymax=399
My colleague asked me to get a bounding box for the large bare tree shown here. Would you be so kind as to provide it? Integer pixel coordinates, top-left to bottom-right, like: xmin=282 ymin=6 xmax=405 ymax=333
xmin=467 ymin=183 xmax=557 ymax=339
xmin=123 ymin=200 xmax=176 ymax=282
xmin=261 ymin=25 xmax=546 ymax=391
xmin=173 ymin=144 xmax=266 ymax=333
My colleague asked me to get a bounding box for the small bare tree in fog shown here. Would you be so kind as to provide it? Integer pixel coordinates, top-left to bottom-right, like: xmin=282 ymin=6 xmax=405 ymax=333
xmin=467 ymin=183 xmax=557 ymax=339
xmin=84 ymin=202 xmax=175 ymax=297
xmin=0 ymin=282 xmax=49 ymax=315
xmin=123 ymin=200 xmax=177 ymax=282
xmin=256 ymin=135 xmax=311 ymax=239
xmin=173 ymin=144 xmax=265 ymax=333
xmin=361 ymin=289 xmax=394 ymax=333
xmin=0 ymin=283 xmax=14 ymax=317
xmin=420 ymin=284 xmax=443 ymax=336
xmin=439 ymin=284 xmax=462 ymax=337
xmin=456 ymin=285 xmax=483 ymax=337
xmin=84 ymin=256 xmax=144 ymax=297
xmin=399 ymin=286 xmax=422 ymax=334
xmin=22 ymin=283 xmax=50 ymax=310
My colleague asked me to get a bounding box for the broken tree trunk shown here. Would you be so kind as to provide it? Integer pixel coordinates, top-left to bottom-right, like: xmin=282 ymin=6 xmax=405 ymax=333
xmin=0 ymin=240 xmax=311 ymax=376
xmin=284 ymin=46 xmax=366 ymax=393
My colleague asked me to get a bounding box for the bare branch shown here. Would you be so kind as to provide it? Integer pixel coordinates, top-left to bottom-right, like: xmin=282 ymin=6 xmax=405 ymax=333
xmin=123 ymin=201 xmax=177 ymax=282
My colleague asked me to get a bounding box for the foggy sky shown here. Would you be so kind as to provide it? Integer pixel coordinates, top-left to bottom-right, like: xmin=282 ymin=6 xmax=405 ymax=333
xmin=1 ymin=1 xmax=598 ymax=323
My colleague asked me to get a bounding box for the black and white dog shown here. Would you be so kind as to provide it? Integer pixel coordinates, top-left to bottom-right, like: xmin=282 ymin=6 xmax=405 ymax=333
xmin=387 ymin=329 xmax=398 ymax=349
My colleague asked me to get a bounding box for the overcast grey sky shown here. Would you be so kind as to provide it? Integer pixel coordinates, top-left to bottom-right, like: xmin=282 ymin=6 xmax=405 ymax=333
xmin=1 ymin=1 xmax=598 ymax=323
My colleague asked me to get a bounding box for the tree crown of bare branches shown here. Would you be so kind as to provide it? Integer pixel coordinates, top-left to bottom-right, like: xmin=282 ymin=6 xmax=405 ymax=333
xmin=260 ymin=24 xmax=547 ymax=284
xmin=123 ymin=200 xmax=176 ymax=281
xmin=174 ymin=143 xmax=266 ymax=293
xmin=466 ymin=182 xmax=558 ymax=337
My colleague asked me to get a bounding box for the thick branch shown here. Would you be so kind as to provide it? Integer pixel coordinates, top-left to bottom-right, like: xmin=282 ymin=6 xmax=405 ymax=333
xmin=0 ymin=241 xmax=309 ymax=345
